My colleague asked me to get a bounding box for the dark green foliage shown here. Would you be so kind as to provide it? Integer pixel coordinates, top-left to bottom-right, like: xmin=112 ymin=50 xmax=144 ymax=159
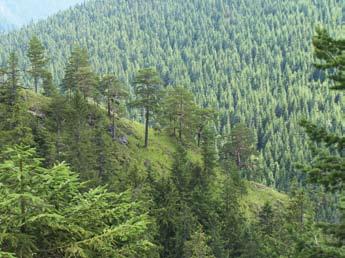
xmin=41 ymin=71 xmax=57 ymax=97
xmin=99 ymin=75 xmax=128 ymax=117
xmin=132 ymin=68 xmax=163 ymax=147
xmin=258 ymin=202 xmax=275 ymax=235
xmin=99 ymin=75 xmax=128 ymax=139
xmin=220 ymin=123 xmax=258 ymax=181
xmin=27 ymin=36 xmax=47 ymax=93
xmin=0 ymin=53 xmax=33 ymax=147
xmin=184 ymin=226 xmax=216 ymax=258
xmin=160 ymin=86 xmax=197 ymax=142
xmin=1 ymin=1 xmax=345 ymax=256
xmin=299 ymin=28 xmax=345 ymax=256
xmin=0 ymin=0 xmax=343 ymax=190
xmin=194 ymin=108 xmax=217 ymax=147
xmin=61 ymin=47 xmax=92 ymax=98
xmin=221 ymin=123 xmax=256 ymax=170
xmin=0 ymin=145 xmax=157 ymax=258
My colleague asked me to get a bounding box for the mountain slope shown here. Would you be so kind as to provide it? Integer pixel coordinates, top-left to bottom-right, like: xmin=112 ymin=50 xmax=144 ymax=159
xmin=23 ymin=90 xmax=288 ymax=218
xmin=0 ymin=0 xmax=344 ymax=190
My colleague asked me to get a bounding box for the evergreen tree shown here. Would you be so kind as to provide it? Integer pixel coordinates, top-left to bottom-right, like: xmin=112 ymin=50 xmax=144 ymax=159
xmin=27 ymin=36 xmax=47 ymax=93
xmin=0 ymin=52 xmax=33 ymax=147
xmin=61 ymin=47 xmax=89 ymax=97
xmin=299 ymin=27 xmax=345 ymax=256
xmin=99 ymin=75 xmax=128 ymax=139
xmin=201 ymin=126 xmax=218 ymax=179
xmin=219 ymin=173 xmax=246 ymax=257
xmin=0 ymin=145 xmax=158 ymax=258
xmin=41 ymin=71 xmax=57 ymax=97
xmin=258 ymin=202 xmax=275 ymax=236
xmin=74 ymin=65 xmax=97 ymax=99
xmin=184 ymin=226 xmax=216 ymax=258
xmin=194 ymin=108 xmax=216 ymax=147
xmin=132 ymin=68 xmax=163 ymax=147
xmin=221 ymin=123 xmax=257 ymax=179
xmin=161 ymin=86 xmax=197 ymax=142
xmin=0 ymin=0 xmax=343 ymax=191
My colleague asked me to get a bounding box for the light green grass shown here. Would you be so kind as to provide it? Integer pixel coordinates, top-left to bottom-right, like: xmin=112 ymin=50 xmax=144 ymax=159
xmin=242 ymin=181 xmax=288 ymax=219
xmin=24 ymin=91 xmax=289 ymax=218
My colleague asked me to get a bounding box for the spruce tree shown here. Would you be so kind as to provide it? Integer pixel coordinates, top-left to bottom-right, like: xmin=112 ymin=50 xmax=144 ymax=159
xmin=299 ymin=27 xmax=345 ymax=256
xmin=0 ymin=53 xmax=33 ymax=147
xmin=0 ymin=145 xmax=158 ymax=258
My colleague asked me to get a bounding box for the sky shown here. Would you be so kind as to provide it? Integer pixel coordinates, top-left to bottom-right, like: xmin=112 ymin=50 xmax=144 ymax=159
xmin=0 ymin=0 xmax=85 ymax=28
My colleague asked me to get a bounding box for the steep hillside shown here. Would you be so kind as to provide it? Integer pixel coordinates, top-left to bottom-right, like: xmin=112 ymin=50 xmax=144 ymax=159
xmin=23 ymin=90 xmax=288 ymax=218
xmin=0 ymin=0 xmax=344 ymax=191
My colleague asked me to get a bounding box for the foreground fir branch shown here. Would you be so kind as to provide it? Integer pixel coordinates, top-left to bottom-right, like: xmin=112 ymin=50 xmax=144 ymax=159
xmin=0 ymin=145 xmax=157 ymax=258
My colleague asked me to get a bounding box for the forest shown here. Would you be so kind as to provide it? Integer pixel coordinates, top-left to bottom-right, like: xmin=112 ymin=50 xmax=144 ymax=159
xmin=0 ymin=0 xmax=344 ymax=257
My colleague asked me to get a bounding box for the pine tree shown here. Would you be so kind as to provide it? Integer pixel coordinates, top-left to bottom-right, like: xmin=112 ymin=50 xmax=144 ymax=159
xmin=221 ymin=123 xmax=257 ymax=175
xmin=61 ymin=47 xmax=89 ymax=98
xmin=99 ymin=75 xmax=128 ymax=118
xmin=193 ymin=108 xmax=216 ymax=147
xmin=219 ymin=173 xmax=245 ymax=257
xmin=41 ymin=71 xmax=57 ymax=97
xmin=74 ymin=65 xmax=97 ymax=99
xmin=201 ymin=126 xmax=217 ymax=179
xmin=27 ymin=36 xmax=47 ymax=93
xmin=99 ymin=75 xmax=128 ymax=139
xmin=161 ymin=86 xmax=197 ymax=142
xmin=132 ymin=68 xmax=163 ymax=148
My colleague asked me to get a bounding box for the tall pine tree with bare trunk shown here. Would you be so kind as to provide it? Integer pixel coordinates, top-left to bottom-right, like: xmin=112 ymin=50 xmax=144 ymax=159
xmin=132 ymin=68 xmax=162 ymax=148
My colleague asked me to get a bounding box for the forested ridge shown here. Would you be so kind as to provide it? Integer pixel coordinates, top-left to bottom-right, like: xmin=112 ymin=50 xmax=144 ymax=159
xmin=0 ymin=0 xmax=345 ymax=257
xmin=0 ymin=0 xmax=344 ymax=190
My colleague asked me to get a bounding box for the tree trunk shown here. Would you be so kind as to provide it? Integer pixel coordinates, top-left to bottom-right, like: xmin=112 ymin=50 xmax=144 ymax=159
xmin=56 ymin=123 xmax=61 ymax=160
xmin=112 ymin=112 xmax=116 ymax=140
xmin=19 ymin=158 xmax=26 ymax=242
xmin=34 ymin=76 xmax=38 ymax=93
xmin=236 ymin=151 xmax=241 ymax=168
xmin=197 ymin=130 xmax=201 ymax=147
xmin=107 ymin=97 xmax=111 ymax=118
xmin=144 ymin=108 xmax=149 ymax=148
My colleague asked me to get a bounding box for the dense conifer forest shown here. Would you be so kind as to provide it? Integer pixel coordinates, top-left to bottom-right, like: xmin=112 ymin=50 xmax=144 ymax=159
xmin=0 ymin=0 xmax=344 ymax=191
xmin=0 ymin=0 xmax=344 ymax=257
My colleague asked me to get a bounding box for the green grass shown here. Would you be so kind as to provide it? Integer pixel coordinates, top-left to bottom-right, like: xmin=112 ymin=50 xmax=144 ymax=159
xmin=119 ymin=119 xmax=289 ymax=218
xmin=118 ymin=119 xmax=177 ymax=177
xmin=22 ymin=89 xmax=51 ymax=110
xmin=23 ymin=90 xmax=289 ymax=218
xmin=242 ymin=181 xmax=288 ymax=219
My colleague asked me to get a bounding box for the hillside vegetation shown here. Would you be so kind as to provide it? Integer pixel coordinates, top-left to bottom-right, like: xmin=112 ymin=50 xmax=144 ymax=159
xmin=0 ymin=0 xmax=344 ymax=190
xmin=0 ymin=0 xmax=345 ymax=257
xmin=24 ymin=89 xmax=287 ymax=215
